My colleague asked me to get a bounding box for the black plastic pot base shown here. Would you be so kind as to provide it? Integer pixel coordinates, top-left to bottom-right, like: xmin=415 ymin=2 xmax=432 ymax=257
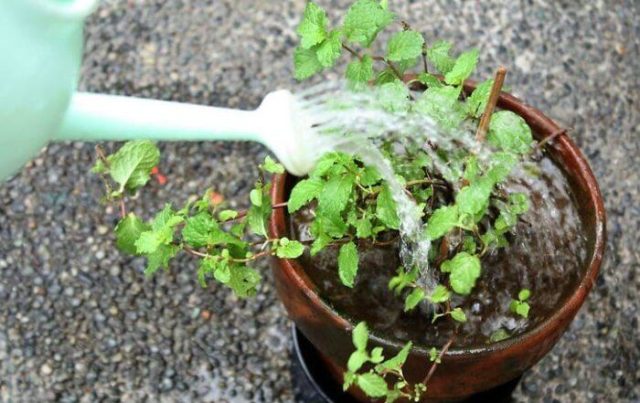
xmin=290 ymin=324 xmax=522 ymax=403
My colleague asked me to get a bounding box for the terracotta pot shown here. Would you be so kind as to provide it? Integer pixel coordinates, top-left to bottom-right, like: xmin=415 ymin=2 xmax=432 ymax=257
xmin=268 ymin=82 xmax=606 ymax=401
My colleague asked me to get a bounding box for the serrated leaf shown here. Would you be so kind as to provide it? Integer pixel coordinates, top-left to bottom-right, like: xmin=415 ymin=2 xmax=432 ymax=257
xmin=388 ymin=266 xmax=418 ymax=294
xmin=288 ymin=178 xmax=324 ymax=213
xmin=347 ymin=350 xmax=369 ymax=372
xmin=262 ymin=156 xmax=285 ymax=174
xmin=441 ymin=252 xmax=481 ymax=295
xmin=115 ymin=213 xmax=149 ymax=255
xmin=346 ymin=55 xmax=374 ymax=84
xmin=427 ymin=40 xmax=455 ymax=74
xmin=370 ymin=347 xmax=384 ymax=364
xmin=490 ymin=329 xmax=510 ymax=343
xmin=467 ymin=78 xmax=494 ymax=117
xmin=429 ymin=285 xmax=451 ymax=303
xmin=425 ymin=205 xmax=459 ymax=240
xmin=510 ymin=300 xmax=530 ymax=318
xmin=219 ymin=209 xmax=238 ymax=221
xmin=294 ymin=46 xmax=324 ymax=81
xmin=518 ymin=288 xmax=531 ymax=301
xmin=414 ymin=85 xmax=465 ymax=129
xmin=417 ymin=72 xmax=443 ymax=88
xmin=509 ymin=193 xmax=530 ymax=214
xmin=455 ymin=180 xmax=493 ymax=217
xmin=387 ymin=30 xmax=424 ymax=61
xmin=317 ymin=30 xmax=343 ymax=68
xmin=338 ymin=242 xmax=359 ymax=288
xmin=250 ymin=188 xmax=263 ymax=207
xmin=444 ymin=49 xmax=479 ymax=85
xmin=376 ymin=342 xmax=412 ymax=372
xmin=108 ymin=140 xmax=160 ymax=193
xmin=488 ymin=111 xmax=534 ymax=154
xmin=404 ymin=288 xmax=425 ymax=312
xmin=357 ymin=373 xmax=388 ymax=398
xmin=276 ymin=238 xmax=305 ymax=258
xmin=144 ymin=244 xmax=179 ymax=276
xmin=343 ymin=0 xmax=394 ymax=46
xmin=182 ymin=213 xmax=218 ymax=248
xmin=317 ymin=175 xmax=353 ymax=218
xmin=450 ymin=307 xmax=467 ymax=322
xmin=487 ymin=152 xmax=518 ymax=184
xmin=297 ymin=1 xmax=328 ymax=49
xmin=356 ymin=218 xmax=373 ymax=238
xmin=353 ymin=322 xmax=368 ymax=351
xmin=376 ymin=184 xmax=399 ymax=229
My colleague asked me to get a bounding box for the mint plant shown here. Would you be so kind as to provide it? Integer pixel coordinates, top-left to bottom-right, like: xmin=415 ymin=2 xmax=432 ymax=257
xmin=92 ymin=1 xmax=548 ymax=399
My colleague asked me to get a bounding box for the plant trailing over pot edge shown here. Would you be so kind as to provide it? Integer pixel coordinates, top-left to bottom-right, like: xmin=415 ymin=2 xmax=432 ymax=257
xmin=92 ymin=1 xmax=605 ymax=401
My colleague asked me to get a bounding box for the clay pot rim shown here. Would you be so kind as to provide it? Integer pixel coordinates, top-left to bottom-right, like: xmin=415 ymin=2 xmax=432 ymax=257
xmin=269 ymin=83 xmax=606 ymax=359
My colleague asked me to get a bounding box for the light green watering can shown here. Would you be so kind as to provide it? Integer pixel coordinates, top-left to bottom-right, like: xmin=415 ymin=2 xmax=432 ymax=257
xmin=0 ymin=0 xmax=323 ymax=182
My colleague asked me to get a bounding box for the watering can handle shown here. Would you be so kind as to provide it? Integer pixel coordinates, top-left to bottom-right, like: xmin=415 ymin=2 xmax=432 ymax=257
xmin=54 ymin=93 xmax=265 ymax=144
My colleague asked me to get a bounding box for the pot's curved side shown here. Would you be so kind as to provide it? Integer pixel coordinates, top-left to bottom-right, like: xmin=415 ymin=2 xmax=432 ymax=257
xmin=269 ymin=87 xmax=606 ymax=401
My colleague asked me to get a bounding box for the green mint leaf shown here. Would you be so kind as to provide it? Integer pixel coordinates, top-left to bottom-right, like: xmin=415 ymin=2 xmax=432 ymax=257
xmin=346 ymin=55 xmax=374 ymax=84
xmin=509 ymin=193 xmax=530 ymax=214
xmin=275 ymin=237 xmax=305 ymax=258
xmin=182 ymin=213 xmax=218 ymax=248
xmin=352 ymin=321 xmax=369 ymax=351
xmin=297 ymin=1 xmax=328 ymax=49
xmin=370 ymin=347 xmax=385 ymax=364
xmin=144 ymin=244 xmax=179 ymax=276
xmin=455 ymin=180 xmax=493 ymax=217
xmin=417 ymin=73 xmax=443 ymax=88
xmin=377 ymin=80 xmax=410 ymax=113
xmin=386 ymin=30 xmax=424 ymax=62
xmin=488 ymin=111 xmax=534 ymax=154
xmin=107 ymin=140 xmax=160 ymax=193
xmin=429 ymin=284 xmax=451 ymax=303
xmin=250 ymin=188 xmax=263 ymax=207
xmin=376 ymin=184 xmax=400 ymax=229
xmin=375 ymin=342 xmax=412 ymax=372
xmin=338 ymin=241 xmax=359 ymax=288
xmin=425 ymin=205 xmax=459 ymax=240
xmin=518 ymin=288 xmax=531 ymax=301
xmin=489 ymin=329 xmax=510 ymax=343
xmin=227 ymin=265 xmax=262 ymax=298
xmin=294 ymin=46 xmax=324 ymax=81
xmin=444 ymin=49 xmax=479 ymax=85
xmin=136 ymin=204 xmax=183 ymax=254
xmin=463 ymin=156 xmax=480 ymax=182
xmin=427 ymin=40 xmax=455 ymax=74
xmin=343 ymin=0 xmax=394 ymax=46
xmin=388 ymin=266 xmax=418 ymax=294
xmin=262 ymin=156 xmax=285 ymax=174
xmin=429 ymin=347 xmax=440 ymax=363
xmin=404 ymin=287 xmax=425 ymax=312
xmin=375 ymin=68 xmax=398 ymax=85
xmin=450 ymin=307 xmax=467 ymax=322
xmin=414 ymin=85 xmax=465 ymax=129
xmin=310 ymin=233 xmax=332 ymax=255
xmin=356 ymin=373 xmax=388 ymax=398
xmin=318 ymin=175 xmax=354 ymax=218
xmin=486 ymin=152 xmax=518 ymax=184
xmin=441 ymin=252 xmax=481 ymax=295
xmin=347 ymin=350 xmax=369 ymax=372
xmin=343 ymin=371 xmax=357 ymax=391
xmin=356 ymin=217 xmax=373 ymax=238
xmin=288 ymin=178 xmax=324 ymax=213
xmin=510 ymin=300 xmax=530 ymax=318
xmin=467 ymin=78 xmax=494 ymax=117
xmin=317 ymin=30 xmax=343 ymax=68
xmin=218 ymin=209 xmax=238 ymax=221
xmin=115 ymin=213 xmax=149 ymax=255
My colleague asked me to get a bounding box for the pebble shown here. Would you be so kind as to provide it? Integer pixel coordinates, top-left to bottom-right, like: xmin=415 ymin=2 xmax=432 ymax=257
xmin=0 ymin=1 xmax=637 ymax=402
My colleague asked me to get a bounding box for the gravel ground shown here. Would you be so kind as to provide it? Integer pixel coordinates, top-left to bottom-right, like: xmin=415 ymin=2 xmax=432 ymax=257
xmin=1 ymin=1 xmax=638 ymax=402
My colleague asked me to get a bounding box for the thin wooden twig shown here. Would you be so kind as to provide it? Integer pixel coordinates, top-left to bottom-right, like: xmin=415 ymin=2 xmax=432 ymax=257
xmin=475 ymin=66 xmax=508 ymax=142
xmin=421 ymin=336 xmax=455 ymax=386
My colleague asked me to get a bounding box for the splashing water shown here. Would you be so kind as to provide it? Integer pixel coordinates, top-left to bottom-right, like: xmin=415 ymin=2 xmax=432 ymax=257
xmin=292 ymin=81 xmax=571 ymax=298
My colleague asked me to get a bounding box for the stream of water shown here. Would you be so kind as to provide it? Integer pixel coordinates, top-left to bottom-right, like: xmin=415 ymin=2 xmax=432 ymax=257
xmin=293 ymin=82 xmax=577 ymax=302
